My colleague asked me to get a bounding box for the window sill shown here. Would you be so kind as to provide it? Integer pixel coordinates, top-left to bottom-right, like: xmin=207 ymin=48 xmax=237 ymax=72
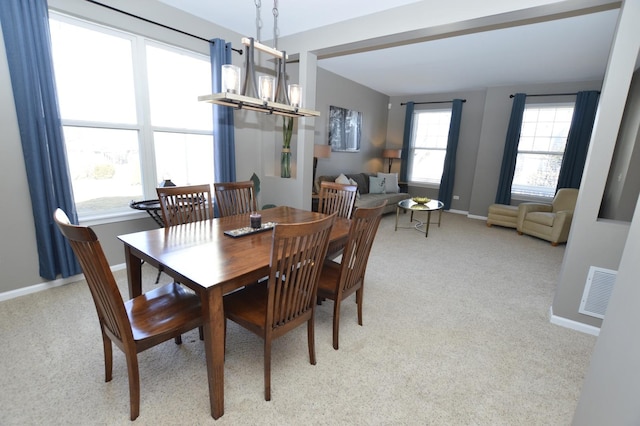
xmin=79 ymin=210 xmax=149 ymax=227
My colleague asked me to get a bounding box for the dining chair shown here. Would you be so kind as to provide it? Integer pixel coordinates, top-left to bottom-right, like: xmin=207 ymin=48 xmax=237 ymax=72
xmin=53 ymin=209 xmax=203 ymax=421
xmin=223 ymin=213 xmax=336 ymax=401
xmin=213 ymin=180 xmax=257 ymax=217
xmin=317 ymin=201 xmax=386 ymax=349
xmin=317 ymin=181 xmax=358 ymax=219
xmin=156 ymin=183 xmax=214 ymax=226
xmin=318 ymin=181 xmax=358 ymax=260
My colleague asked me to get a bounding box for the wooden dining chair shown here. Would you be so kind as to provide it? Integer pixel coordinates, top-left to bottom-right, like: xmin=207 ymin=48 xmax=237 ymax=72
xmin=223 ymin=213 xmax=336 ymax=401
xmin=318 ymin=181 xmax=358 ymax=260
xmin=53 ymin=209 xmax=203 ymax=421
xmin=317 ymin=181 xmax=358 ymax=219
xmin=214 ymin=180 xmax=257 ymax=217
xmin=156 ymin=183 xmax=214 ymax=226
xmin=317 ymin=201 xmax=386 ymax=349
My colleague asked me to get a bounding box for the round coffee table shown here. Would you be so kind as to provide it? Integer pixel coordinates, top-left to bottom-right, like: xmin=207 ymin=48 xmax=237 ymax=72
xmin=395 ymin=198 xmax=444 ymax=238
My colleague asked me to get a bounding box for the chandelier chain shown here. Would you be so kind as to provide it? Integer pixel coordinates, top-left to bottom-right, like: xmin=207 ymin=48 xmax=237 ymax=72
xmin=272 ymin=0 xmax=279 ymax=49
xmin=254 ymin=0 xmax=262 ymax=41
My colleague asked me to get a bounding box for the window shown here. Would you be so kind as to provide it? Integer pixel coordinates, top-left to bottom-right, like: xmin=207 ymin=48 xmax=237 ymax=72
xmin=512 ymin=104 xmax=574 ymax=198
xmin=408 ymin=109 xmax=452 ymax=184
xmin=49 ymin=13 xmax=213 ymax=220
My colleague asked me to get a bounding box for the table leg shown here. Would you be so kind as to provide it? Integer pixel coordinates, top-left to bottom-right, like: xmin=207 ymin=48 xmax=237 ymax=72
xmin=425 ymin=211 xmax=432 ymax=238
xmin=202 ymin=286 xmax=226 ymax=419
xmin=438 ymin=209 xmax=442 ymax=227
xmin=395 ymin=206 xmax=400 ymax=231
xmin=124 ymin=246 xmax=142 ymax=299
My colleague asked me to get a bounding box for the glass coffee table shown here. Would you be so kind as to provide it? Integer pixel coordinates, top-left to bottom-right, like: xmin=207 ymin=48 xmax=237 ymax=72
xmin=395 ymin=198 xmax=444 ymax=238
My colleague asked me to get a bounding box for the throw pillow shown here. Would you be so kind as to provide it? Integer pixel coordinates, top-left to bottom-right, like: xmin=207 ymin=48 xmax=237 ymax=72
xmin=369 ymin=176 xmax=386 ymax=194
xmin=335 ymin=173 xmax=350 ymax=185
xmin=377 ymin=172 xmax=400 ymax=193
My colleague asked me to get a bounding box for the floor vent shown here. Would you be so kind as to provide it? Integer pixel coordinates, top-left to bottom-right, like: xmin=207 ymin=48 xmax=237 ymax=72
xmin=579 ymin=266 xmax=617 ymax=319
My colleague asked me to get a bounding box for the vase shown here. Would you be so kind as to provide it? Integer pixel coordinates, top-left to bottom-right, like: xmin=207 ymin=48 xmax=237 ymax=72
xmin=281 ymin=148 xmax=291 ymax=178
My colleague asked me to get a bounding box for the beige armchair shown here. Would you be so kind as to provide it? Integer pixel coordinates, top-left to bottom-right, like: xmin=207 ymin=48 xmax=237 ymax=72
xmin=517 ymin=188 xmax=579 ymax=246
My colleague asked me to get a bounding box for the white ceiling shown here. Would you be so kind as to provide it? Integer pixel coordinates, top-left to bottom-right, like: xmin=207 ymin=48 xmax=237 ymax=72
xmin=158 ymin=0 xmax=620 ymax=96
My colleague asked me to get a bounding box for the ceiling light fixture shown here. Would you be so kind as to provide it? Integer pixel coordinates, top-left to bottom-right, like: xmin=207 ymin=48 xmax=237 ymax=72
xmin=199 ymin=0 xmax=319 ymax=118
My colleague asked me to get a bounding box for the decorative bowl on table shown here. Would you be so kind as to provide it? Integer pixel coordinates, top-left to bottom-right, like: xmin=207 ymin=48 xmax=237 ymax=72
xmin=412 ymin=197 xmax=430 ymax=205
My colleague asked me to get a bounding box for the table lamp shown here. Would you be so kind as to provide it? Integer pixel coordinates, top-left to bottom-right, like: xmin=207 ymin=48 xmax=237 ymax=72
xmin=313 ymin=144 xmax=331 ymax=189
xmin=382 ymin=149 xmax=402 ymax=173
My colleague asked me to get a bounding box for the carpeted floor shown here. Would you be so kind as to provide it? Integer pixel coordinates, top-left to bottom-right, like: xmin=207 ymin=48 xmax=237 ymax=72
xmin=0 ymin=212 xmax=596 ymax=425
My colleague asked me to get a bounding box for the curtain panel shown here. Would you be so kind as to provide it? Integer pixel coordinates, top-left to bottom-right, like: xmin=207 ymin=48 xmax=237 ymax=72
xmin=0 ymin=0 xmax=80 ymax=279
xmin=556 ymin=90 xmax=600 ymax=190
xmin=438 ymin=99 xmax=464 ymax=209
xmin=210 ymin=38 xmax=236 ymax=184
xmin=494 ymin=93 xmax=527 ymax=205
xmin=399 ymin=101 xmax=414 ymax=184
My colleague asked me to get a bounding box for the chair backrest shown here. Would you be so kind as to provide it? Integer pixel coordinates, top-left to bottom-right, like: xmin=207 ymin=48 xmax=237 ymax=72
xmin=156 ymin=184 xmax=214 ymax=226
xmin=214 ymin=180 xmax=257 ymax=217
xmin=337 ymin=201 xmax=386 ymax=297
xmin=53 ymin=209 xmax=134 ymax=346
xmin=552 ymin=188 xmax=579 ymax=212
xmin=266 ymin=213 xmax=336 ymax=332
xmin=317 ymin=181 xmax=358 ymax=219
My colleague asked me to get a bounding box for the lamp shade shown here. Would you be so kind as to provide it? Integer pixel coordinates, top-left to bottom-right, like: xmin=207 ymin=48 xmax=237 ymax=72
xmin=382 ymin=149 xmax=402 ymax=159
xmin=314 ymin=144 xmax=331 ymax=159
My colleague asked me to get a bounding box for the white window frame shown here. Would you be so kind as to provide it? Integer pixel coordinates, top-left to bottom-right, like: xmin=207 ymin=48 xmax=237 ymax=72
xmin=511 ymin=102 xmax=574 ymax=200
xmin=407 ymin=108 xmax=452 ymax=186
xmin=49 ymin=11 xmax=213 ymax=223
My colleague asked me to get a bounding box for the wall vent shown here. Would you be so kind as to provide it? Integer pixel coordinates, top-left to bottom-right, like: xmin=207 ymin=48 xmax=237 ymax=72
xmin=579 ymin=266 xmax=617 ymax=319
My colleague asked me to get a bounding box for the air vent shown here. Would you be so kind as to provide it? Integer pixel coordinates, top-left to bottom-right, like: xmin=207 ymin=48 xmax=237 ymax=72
xmin=579 ymin=266 xmax=617 ymax=319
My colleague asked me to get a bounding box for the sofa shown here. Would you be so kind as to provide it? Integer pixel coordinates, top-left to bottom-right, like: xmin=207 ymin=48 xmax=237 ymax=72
xmin=314 ymin=172 xmax=410 ymax=215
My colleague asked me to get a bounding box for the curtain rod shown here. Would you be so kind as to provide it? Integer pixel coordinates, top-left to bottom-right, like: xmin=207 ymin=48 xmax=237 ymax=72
xmin=509 ymin=92 xmax=580 ymax=98
xmin=84 ymin=0 xmax=243 ymax=55
xmin=400 ymin=99 xmax=466 ymax=106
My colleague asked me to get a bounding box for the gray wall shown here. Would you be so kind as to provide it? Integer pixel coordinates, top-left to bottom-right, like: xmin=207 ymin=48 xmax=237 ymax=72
xmin=600 ymin=68 xmax=640 ymax=221
xmin=313 ymin=68 xmax=390 ymax=178
xmin=573 ymin=2 xmax=640 ymax=422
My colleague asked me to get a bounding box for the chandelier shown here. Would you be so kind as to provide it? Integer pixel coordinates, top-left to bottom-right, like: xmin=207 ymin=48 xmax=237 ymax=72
xmin=199 ymin=0 xmax=320 ymax=118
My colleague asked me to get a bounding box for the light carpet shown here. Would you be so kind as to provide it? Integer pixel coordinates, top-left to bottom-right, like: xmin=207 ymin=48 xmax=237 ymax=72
xmin=0 ymin=212 xmax=596 ymax=425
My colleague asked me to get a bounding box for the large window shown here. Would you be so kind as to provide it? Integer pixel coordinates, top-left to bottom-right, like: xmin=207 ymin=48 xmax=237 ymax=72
xmin=408 ymin=109 xmax=452 ymax=184
xmin=49 ymin=13 xmax=213 ymax=220
xmin=512 ymin=104 xmax=574 ymax=198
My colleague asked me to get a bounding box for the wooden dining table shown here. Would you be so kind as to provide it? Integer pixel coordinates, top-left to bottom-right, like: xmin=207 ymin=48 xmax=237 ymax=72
xmin=118 ymin=206 xmax=350 ymax=419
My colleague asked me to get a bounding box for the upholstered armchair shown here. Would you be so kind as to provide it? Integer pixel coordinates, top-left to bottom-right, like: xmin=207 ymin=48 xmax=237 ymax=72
xmin=517 ymin=188 xmax=579 ymax=246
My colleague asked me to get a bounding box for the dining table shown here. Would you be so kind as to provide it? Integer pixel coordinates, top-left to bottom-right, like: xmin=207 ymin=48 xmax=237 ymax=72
xmin=117 ymin=206 xmax=350 ymax=419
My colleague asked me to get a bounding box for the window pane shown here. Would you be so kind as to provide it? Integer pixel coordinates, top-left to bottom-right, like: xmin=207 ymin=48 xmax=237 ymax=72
xmin=154 ymin=132 xmax=214 ymax=186
xmin=409 ymin=109 xmax=451 ymax=184
xmin=146 ymin=44 xmax=213 ymax=131
xmin=409 ymin=149 xmax=446 ymax=183
xmin=63 ymin=127 xmax=142 ymax=217
xmin=512 ymin=153 xmax=563 ymax=197
xmin=514 ymin=104 xmax=574 ymax=197
xmin=50 ymin=18 xmax=137 ymax=124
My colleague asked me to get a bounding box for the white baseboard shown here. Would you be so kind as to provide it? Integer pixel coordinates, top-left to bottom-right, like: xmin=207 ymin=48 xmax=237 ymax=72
xmin=0 ymin=263 xmax=127 ymax=302
xmin=467 ymin=214 xmax=487 ymax=221
xmin=447 ymin=209 xmax=469 ymax=216
xmin=549 ymin=306 xmax=601 ymax=336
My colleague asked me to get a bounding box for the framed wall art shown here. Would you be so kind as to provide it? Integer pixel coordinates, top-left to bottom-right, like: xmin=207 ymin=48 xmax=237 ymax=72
xmin=328 ymin=105 xmax=362 ymax=152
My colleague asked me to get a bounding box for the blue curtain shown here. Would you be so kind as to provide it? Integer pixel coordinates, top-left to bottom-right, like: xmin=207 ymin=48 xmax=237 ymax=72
xmin=399 ymin=102 xmax=414 ymax=184
xmin=210 ymin=39 xmax=236 ymax=184
xmin=495 ymin=93 xmax=527 ymax=204
xmin=556 ymin=91 xmax=600 ymax=190
xmin=438 ymin=99 xmax=464 ymax=209
xmin=0 ymin=0 xmax=80 ymax=279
